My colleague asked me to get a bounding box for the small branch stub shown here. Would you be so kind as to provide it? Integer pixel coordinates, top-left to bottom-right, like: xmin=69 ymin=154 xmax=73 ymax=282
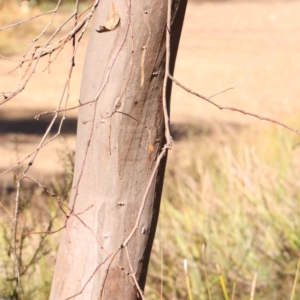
xmin=96 ymin=4 xmax=120 ymax=33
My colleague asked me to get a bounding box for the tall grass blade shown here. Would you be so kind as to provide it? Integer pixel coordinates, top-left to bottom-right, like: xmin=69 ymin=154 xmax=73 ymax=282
xmin=290 ymin=257 xmax=300 ymax=300
xmin=231 ymin=282 xmax=236 ymax=300
xmin=203 ymin=267 xmax=212 ymax=300
xmin=201 ymin=245 xmax=212 ymax=300
xmin=184 ymin=259 xmax=194 ymax=300
xmin=217 ymin=264 xmax=230 ymax=300
xmin=249 ymin=271 xmax=257 ymax=300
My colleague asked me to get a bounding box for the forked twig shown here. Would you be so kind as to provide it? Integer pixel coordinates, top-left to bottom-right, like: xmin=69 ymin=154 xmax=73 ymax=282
xmin=65 ymin=248 xmax=121 ymax=300
xmin=169 ymin=75 xmax=300 ymax=136
xmin=208 ymin=76 xmax=249 ymax=99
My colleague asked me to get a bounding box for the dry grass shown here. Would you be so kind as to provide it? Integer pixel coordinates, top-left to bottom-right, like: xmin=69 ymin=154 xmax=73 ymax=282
xmin=147 ymin=121 xmax=300 ymax=299
xmin=2 ymin=121 xmax=299 ymax=299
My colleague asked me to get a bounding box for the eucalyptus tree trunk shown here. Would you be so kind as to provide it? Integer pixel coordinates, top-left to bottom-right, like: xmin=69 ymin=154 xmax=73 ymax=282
xmin=50 ymin=1 xmax=186 ymax=299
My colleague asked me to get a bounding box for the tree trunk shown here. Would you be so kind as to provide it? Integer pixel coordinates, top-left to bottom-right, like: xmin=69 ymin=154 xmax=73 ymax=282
xmin=50 ymin=1 xmax=186 ymax=299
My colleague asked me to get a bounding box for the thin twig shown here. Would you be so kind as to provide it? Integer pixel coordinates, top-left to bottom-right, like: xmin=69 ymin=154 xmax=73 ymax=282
xmin=65 ymin=248 xmax=121 ymax=300
xmin=0 ymin=10 xmax=56 ymax=31
xmin=125 ymin=246 xmax=146 ymax=300
xmin=162 ymin=0 xmax=173 ymax=148
xmin=170 ymin=75 xmax=300 ymax=136
xmin=122 ymin=148 xmax=167 ymax=247
xmin=208 ymin=76 xmax=249 ymax=99
xmin=13 ymin=179 xmax=24 ymax=300
xmin=0 ymin=201 xmax=13 ymax=221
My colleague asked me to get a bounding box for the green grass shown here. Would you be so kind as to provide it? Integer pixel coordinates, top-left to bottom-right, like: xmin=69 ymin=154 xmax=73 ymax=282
xmin=1 ymin=121 xmax=300 ymax=299
xmin=0 ymin=181 xmax=60 ymax=299
xmin=0 ymin=140 xmax=73 ymax=299
xmin=146 ymin=121 xmax=300 ymax=299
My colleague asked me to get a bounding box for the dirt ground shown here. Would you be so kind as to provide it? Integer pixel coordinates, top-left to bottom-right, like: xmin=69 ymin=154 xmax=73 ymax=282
xmin=1 ymin=1 xmax=300 ymax=179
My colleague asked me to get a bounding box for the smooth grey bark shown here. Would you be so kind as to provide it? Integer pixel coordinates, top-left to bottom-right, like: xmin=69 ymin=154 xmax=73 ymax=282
xmin=50 ymin=1 xmax=186 ymax=299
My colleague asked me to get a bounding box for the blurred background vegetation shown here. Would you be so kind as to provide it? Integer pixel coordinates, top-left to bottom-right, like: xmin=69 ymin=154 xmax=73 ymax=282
xmin=1 ymin=0 xmax=300 ymax=299
xmin=1 ymin=122 xmax=300 ymax=299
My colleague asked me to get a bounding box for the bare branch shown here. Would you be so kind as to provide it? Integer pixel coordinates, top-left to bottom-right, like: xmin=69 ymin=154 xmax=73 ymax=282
xmin=170 ymin=75 xmax=300 ymax=136
xmin=0 ymin=9 xmax=57 ymax=31
xmin=162 ymin=0 xmax=173 ymax=148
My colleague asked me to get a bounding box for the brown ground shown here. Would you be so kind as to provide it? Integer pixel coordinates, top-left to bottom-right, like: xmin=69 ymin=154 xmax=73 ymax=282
xmin=1 ymin=1 xmax=300 ymax=179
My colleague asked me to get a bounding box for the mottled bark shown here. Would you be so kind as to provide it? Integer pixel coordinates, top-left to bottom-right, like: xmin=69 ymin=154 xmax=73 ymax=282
xmin=50 ymin=1 xmax=186 ymax=299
